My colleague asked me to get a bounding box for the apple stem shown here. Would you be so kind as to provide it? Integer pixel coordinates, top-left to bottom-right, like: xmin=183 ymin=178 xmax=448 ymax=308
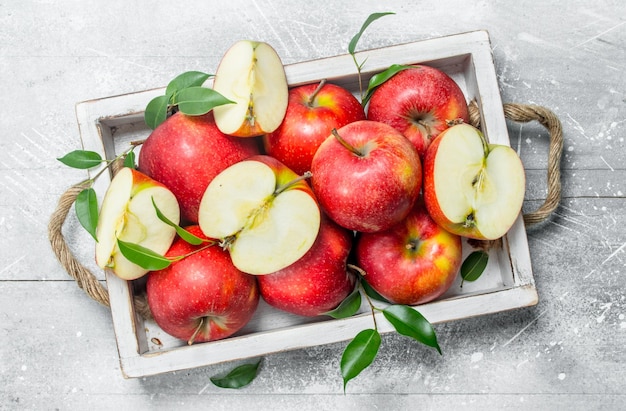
xmin=274 ymin=171 xmax=313 ymax=196
xmin=331 ymin=129 xmax=363 ymax=157
xmin=188 ymin=317 xmax=206 ymax=345
xmin=307 ymin=79 xmax=327 ymax=107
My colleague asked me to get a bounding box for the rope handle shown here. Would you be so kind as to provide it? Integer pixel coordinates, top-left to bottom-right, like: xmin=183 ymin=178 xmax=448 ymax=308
xmin=47 ymin=101 xmax=564 ymax=314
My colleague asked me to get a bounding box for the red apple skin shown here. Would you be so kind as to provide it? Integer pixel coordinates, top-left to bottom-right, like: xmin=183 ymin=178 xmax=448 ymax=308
xmin=138 ymin=111 xmax=260 ymax=224
xmin=367 ymin=65 xmax=469 ymax=158
xmin=257 ymin=215 xmax=356 ymax=317
xmin=310 ymin=120 xmax=422 ymax=233
xmin=355 ymin=200 xmax=462 ymax=306
xmin=146 ymin=226 xmax=260 ymax=344
xmin=263 ymin=81 xmax=366 ymax=176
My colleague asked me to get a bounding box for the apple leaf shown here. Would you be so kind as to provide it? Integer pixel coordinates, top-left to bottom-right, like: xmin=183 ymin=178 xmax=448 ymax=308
xmin=210 ymin=360 xmax=262 ymax=389
xmin=348 ymin=12 xmax=395 ymax=55
xmin=382 ymin=305 xmax=441 ymax=355
xmin=175 ymin=86 xmax=234 ymax=116
xmin=324 ymin=284 xmax=362 ymax=319
xmin=361 ymin=63 xmax=412 ymax=107
xmin=151 ymin=197 xmax=205 ymax=246
xmin=165 ymin=71 xmax=212 ymax=97
xmin=341 ymin=328 xmax=381 ymax=392
xmin=57 ymin=150 xmax=103 ymax=169
xmin=460 ymin=250 xmax=489 ymax=287
xmin=144 ymin=94 xmax=172 ymax=129
xmin=75 ymin=188 xmax=98 ymax=242
xmin=360 ymin=278 xmax=391 ymax=304
xmin=116 ymin=239 xmax=172 ymax=271
xmin=123 ymin=149 xmax=136 ymax=169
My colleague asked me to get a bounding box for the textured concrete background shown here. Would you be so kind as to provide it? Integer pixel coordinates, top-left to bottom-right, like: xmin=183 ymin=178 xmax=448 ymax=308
xmin=1 ymin=0 xmax=625 ymax=409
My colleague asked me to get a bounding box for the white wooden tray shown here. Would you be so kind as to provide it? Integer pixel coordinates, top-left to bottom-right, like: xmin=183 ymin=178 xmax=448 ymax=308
xmin=76 ymin=30 xmax=537 ymax=378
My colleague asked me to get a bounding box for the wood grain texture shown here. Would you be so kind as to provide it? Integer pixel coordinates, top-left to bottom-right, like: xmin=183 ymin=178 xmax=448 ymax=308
xmin=2 ymin=0 xmax=625 ymax=409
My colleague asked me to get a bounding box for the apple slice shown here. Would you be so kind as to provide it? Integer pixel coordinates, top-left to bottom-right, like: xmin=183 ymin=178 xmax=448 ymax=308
xmin=198 ymin=155 xmax=321 ymax=275
xmin=423 ymin=123 xmax=525 ymax=240
xmin=95 ymin=167 xmax=180 ymax=280
xmin=212 ymin=40 xmax=289 ymax=137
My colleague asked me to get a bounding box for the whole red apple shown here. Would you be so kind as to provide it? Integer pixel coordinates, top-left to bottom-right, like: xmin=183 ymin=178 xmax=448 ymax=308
xmin=263 ymin=80 xmax=366 ymax=175
xmin=355 ymin=199 xmax=462 ymax=305
xmin=310 ymin=120 xmax=422 ymax=233
xmin=146 ymin=226 xmax=260 ymax=344
xmin=367 ymin=65 xmax=469 ymax=158
xmin=138 ymin=111 xmax=260 ymax=224
xmin=257 ymin=215 xmax=356 ymax=317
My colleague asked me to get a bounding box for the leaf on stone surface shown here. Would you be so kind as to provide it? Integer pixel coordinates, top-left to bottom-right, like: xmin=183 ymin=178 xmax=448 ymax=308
xmin=210 ymin=360 xmax=262 ymax=389
xmin=57 ymin=150 xmax=103 ymax=169
xmin=348 ymin=12 xmax=395 ymax=55
xmin=75 ymin=188 xmax=98 ymax=241
xmin=383 ymin=305 xmax=441 ymax=355
xmin=461 ymin=250 xmax=489 ymax=287
xmin=340 ymin=328 xmax=381 ymax=392
xmin=144 ymin=94 xmax=172 ymax=129
xmin=324 ymin=283 xmax=361 ymax=319
xmin=151 ymin=197 xmax=204 ymax=246
xmin=116 ymin=239 xmax=171 ymax=271
xmin=175 ymin=86 xmax=234 ymax=116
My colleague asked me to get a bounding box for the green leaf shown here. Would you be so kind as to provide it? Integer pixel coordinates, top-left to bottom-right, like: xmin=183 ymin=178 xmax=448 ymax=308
xmin=383 ymin=305 xmax=441 ymax=354
xmin=175 ymin=86 xmax=234 ymax=116
xmin=144 ymin=94 xmax=172 ymax=129
xmin=116 ymin=239 xmax=172 ymax=271
xmin=340 ymin=328 xmax=381 ymax=391
xmin=461 ymin=250 xmax=489 ymax=286
xmin=165 ymin=71 xmax=212 ymax=97
xmin=151 ymin=197 xmax=204 ymax=245
xmin=123 ymin=149 xmax=136 ymax=169
xmin=57 ymin=150 xmax=103 ymax=169
xmin=348 ymin=12 xmax=395 ymax=55
xmin=324 ymin=284 xmax=361 ymax=319
xmin=362 ymin=64 xmax=413 ymax=106
xmin=361 ymin=278 xmax=391 ymax=303
xmin=75 ymin=188 xmax=98 ymax=241
xmin=210 ymin=360 xmax=262 ymax=389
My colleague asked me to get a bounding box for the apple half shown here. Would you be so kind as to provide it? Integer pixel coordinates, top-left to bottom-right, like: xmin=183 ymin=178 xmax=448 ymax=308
xmin=198 ymin=155 xmax=321 ymax=275
xmin=423 ymin=123 xmax=525 ymax=240
xmin=212 ymin=40 xmax=289 ymax=137
xmin=95 ymin=167 xmax=180 ymax=280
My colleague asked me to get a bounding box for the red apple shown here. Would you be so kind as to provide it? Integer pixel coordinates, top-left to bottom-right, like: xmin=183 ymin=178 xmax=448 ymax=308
xmin=198 ymin=155 xmax=321 ymax=275
xmin=146 ymin=226 xmax=260 ymax=344
xmin=423 ymin=123 xmax=526 ymax=240
xmin=212 ymin=40 xmax=289 ymax=137
xmin=138 ymin=111 xmax=260 ymax=224
xmin=310 ymin=120 xmax=422 ymax=233
xmin=367 ymin=65 xmax=469 ymax=158
xmin=95 ymin=167 xmax=180 ymax=280
xmin=355 ymin=199 xmax=462 ymax=305
xmin=258 ymin=215 xmax=356 ymax=317
xmin=263 ymin=80 xmax=366 ymax=175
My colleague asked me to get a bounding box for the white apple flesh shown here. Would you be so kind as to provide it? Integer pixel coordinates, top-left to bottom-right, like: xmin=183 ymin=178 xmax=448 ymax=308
xmin=95 ymin=167 xmax=180 ymax=280
xmin=423 ymin=123 xmax=525 ymax=240
xmin=212 ymin=40 xmax=289 ymax=137
xmin=198 ymin=155 xmax=321 ymax=275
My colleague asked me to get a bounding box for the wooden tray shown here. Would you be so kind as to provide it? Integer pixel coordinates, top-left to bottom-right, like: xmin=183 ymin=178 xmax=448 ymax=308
xmin=76 ymin=30 xmax=537 ymax=378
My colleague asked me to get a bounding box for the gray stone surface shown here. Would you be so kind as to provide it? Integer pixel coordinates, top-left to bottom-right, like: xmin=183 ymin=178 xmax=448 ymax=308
xmin=2 ymin=0 xmax=625 ymax=409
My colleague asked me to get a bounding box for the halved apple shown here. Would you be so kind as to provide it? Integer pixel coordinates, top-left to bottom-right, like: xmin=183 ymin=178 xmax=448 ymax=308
xmin=198 ymin=155 xmax=321 ymax=275
xmin=423 ymin=123 xmax=525 ymax=240
xmin=95 ymin=167 xmax=180 ymax=280
xmin=212 ymin=40 xmax=289 ymax=137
